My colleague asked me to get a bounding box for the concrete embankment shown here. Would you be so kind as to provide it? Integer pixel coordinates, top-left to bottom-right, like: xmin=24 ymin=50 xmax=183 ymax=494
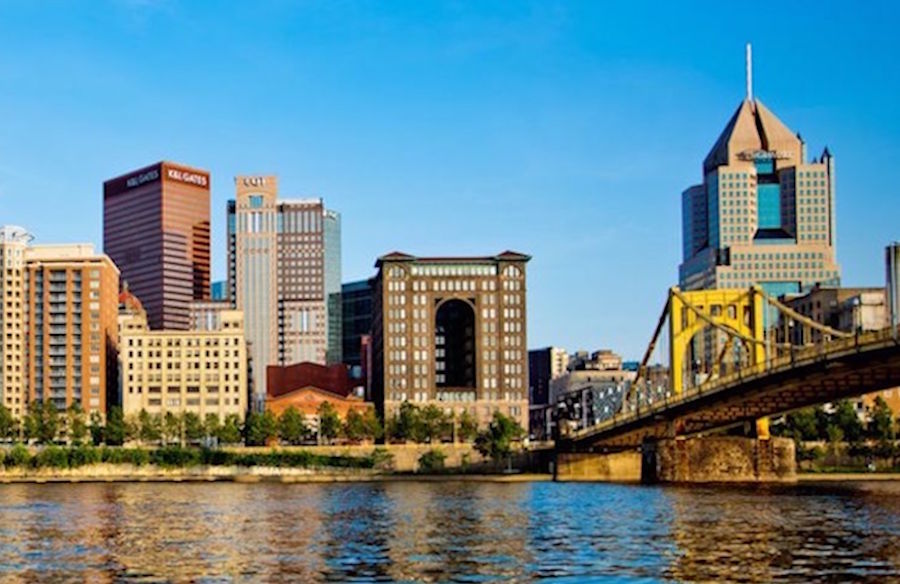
xmin=0 ymin=464 xmax=553 ymax=484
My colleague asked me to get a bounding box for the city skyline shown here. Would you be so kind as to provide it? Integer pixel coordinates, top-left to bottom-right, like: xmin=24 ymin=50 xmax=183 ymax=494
xmin=1 ymin=2 xmax=898 ymax=359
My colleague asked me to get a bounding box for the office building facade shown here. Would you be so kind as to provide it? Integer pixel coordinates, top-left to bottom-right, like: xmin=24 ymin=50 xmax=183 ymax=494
xmin=679 ymin=49 xmax=840 ymax=297
xmin=341 ymin=279 xmax=373 ymax=372
xmin=119 ymin=302 xmax=248 ymax=421
xmin=0 ymin=226 xmax=31 ymax=417
xmin=227 ymin=176 xmax=342 ymax=406
xmin=103 ymin=161 xmax=211 ymax=330
xmin=25 ymin=244 xmax=119 ymax=415
xmin=372 ymin=251 xmax=530 ymax=430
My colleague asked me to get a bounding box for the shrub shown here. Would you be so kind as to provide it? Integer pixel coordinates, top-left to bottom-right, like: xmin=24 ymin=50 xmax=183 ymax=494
xmin=5 ymin=444 xmax=30 ymax=467
xmin=418 ymin=448 xmax=446 ymax=473
xmin=371 ymin=448 xmax=394 ymax=471
xmin=152 ymin=446 xmax=201 ymax=467
xmin=68 ymin=445 xmax=101 ymax=467
xmin=34 ymin=445 xmax=69 ymax=469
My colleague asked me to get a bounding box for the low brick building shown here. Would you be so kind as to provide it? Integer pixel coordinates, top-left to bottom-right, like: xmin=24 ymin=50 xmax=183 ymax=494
xmin=266 ymin=362 xmax=371 ymax=419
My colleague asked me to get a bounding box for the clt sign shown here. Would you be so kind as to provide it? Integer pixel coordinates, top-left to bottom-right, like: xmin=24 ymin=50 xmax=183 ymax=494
xmin=242 ymin=176 xmax=267 ymax=187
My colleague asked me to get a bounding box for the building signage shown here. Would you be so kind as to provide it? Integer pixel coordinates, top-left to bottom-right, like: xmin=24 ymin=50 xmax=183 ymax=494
xmin=166 ymin=167 xmax=209 ymax=187
xmin=737 ymin=149 xmax=792 ymax=161
xmin=242 ymin=176 xmax=267 ymax=187
xmin=125 ymin=169 xmax=160 ymax=189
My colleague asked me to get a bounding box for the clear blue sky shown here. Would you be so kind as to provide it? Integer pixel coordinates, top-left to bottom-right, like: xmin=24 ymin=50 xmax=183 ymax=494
xmin=1 ymin=1 xmax=898 ymax=359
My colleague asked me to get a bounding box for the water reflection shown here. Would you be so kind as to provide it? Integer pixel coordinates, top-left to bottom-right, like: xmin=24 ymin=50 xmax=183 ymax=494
xmin=0 ymin=481 xmax=898 ymax=582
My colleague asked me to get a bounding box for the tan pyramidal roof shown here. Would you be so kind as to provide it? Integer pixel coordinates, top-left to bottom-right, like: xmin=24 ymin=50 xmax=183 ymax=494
xmin=703 ymin=98 xmax=801 ymax=173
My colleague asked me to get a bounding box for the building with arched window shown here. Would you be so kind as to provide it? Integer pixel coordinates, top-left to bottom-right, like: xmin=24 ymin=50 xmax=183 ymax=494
xmin=371 ymin=251 xmax=530 ymax=430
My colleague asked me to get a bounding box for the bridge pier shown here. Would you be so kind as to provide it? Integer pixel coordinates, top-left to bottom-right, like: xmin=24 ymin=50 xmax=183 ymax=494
xmin=641 ymin=436 xmax=796 ymax=484
xmin=555 ymin=437 xmax=795 ymax=483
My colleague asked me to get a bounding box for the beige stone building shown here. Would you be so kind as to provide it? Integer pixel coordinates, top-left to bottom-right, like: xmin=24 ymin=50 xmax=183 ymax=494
xmin=372 ymin=251 xmax=530 ymax=430
xmin=119 ymin=296 xmax=248 ymax=422
xmin=0 ymin=226 xmax=31 ymax=418
xmin=25 ymin=243 xmax=119 ymax=417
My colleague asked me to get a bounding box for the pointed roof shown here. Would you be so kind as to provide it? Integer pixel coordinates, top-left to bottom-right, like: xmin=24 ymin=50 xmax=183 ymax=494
xmin=703 ymin=98 xmax=801 ymax=174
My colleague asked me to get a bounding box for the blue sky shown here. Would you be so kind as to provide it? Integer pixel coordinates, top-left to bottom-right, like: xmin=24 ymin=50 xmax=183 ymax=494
xmin=1 ymin=1 xmax=898 ymax=359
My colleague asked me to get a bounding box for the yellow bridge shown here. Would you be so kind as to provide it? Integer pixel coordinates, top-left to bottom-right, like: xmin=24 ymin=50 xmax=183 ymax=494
xmin=556 ymin=287 xmax=900 ymax=480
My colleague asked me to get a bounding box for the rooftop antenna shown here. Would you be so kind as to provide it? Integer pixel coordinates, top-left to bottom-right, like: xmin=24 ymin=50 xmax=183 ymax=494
xmin=745 ymin=43 xmax=753 ymax=101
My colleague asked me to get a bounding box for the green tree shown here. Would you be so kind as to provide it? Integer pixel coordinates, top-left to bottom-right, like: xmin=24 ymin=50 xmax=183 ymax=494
xmin=343 ymin=409 xmax=365 ymax=442
xmin=203 ymin=413 xmax=221 ymax=441
xmin=832 ymin=400 xmax=864 ymax=443
xmin=24 ymin=401 xmax=44 ymax=442
xmin=218 ymin=414 xmax=243 ymax=444
xmin=457 ymin=410 xmax=479 ymax=442
xmin=105 ymin=406 xmax=126 ymax=445
xmin=278 ymin=407 xmax=308 ymax=445
xmin=138 ymin=410 xmax=162 ymax=444
xmin=162 ymin=412 xmax=182 ymax=445
xmin=245 ymin=411 xmax=278 ymax=446
xmin=89 ymin=411 xmax=105 ymax=445
xmin=475 ymin=411 xmax=525 ymax=467
xmin=183 ymin=412 xmax=204 ymax=443
xmin=784 ymin=407 xmax=819 ymax=442
xmin=869 ymin=396 xmax=895 ymax=442
xmin=318 ymin=402 xmax=341 ymax=444
xmin=67 ymin=403 xmax=88 ymax=445
xmin=124 ymin=414 xmax=140 ymax=443
xmin=0 ymin=404 xmax=16 ymax=441
xmin=392 ymin=401 xmax=423 ymax=443
xmin=361 ymin=408 xmax=383 ymax=441
xmin=826 ymin=424 xmax=845 ymax=466
xmin=37 ymin=400 xmax=60 ymax=444
xmin=421 ymin=404 xmax=451 ymax=443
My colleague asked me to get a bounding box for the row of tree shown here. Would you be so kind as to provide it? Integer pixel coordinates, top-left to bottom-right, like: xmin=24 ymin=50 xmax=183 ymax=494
xmin=0 ymin=400 xmax=521 ymax=448
xmin=774 ymin=397 xmax=896 ymax=446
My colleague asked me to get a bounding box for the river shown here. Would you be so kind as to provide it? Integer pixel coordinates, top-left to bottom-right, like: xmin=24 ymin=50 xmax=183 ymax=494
xmin=0 ymin=480 xmax=898 ymax=582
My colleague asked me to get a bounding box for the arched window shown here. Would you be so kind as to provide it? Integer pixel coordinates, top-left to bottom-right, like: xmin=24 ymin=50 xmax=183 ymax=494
xmin=503 ymin=265 xmax=521 ymax=278
xmin=435 ymin=300 xmax=476 ymax=388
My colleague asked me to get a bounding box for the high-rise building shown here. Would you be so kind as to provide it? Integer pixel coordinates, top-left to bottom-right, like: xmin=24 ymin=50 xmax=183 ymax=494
xmin=371 ymin=251 xmax=530 ymax=430
xmin=227 ymin=175 xmax=342 ymax=407
xmin=679 ymin=46 xmax=840 ymax=296
xmin=0 ymin=226 xmax=31 ymax=418
xmin=527 ymin=346 xmax=568 ymax=407
xmin=103 ymin=161 xmax=211 ymax=330
xmin=886 ymin=243 xmax=900 ymax=329
xmin=119 ymin=292 xmax=248 ymax=422
xmin=341 ymin=279 xmax=373 ymax=372
xmin=25 ymin=243 xmax=119 ymax=416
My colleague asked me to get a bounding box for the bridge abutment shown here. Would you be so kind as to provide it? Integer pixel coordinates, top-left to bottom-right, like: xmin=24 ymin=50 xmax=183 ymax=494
xmin=641 ymin=436 xmax=796 ymax=483
xmin=555 ymin=437 xmax=795 ymax=483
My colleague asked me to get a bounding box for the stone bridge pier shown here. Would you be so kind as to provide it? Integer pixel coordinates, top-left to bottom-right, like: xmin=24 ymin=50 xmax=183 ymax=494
xmin=555 ymin=436 xmax=796 ymax=483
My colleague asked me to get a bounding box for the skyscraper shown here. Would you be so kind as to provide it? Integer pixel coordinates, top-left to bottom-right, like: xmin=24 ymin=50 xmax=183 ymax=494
xmin=679 ymin=45 xmax=840 ymax=296
xmin=103 ymin=161 xmax=211 ymax=330
xmin=228 ymin=175 xmax=342 ymax=407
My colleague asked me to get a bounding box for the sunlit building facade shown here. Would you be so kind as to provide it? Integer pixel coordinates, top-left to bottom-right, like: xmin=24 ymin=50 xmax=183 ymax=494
xmin=0 ymin=226 xmax=31 ymax=418
xmin=25 ymin=244 xmax=119 ymax=416
xmin=119 ymin=302 xmax=248 ymax=421
xmin=372 ymin=251 xmax=530 ymax=430
xmin=679 ymin=57 xmax=840 ymax=297
xmin=103 ymin=161 xmax=211 ymax=330
xmin=227 ymin=176 xmax=342 ymax=407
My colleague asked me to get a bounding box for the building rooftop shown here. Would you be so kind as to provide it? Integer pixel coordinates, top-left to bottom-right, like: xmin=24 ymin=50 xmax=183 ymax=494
xmin=703 ymin=98 xmax=801 ymax=174
xmin=376 ymin=250 xmax=531 ymax=267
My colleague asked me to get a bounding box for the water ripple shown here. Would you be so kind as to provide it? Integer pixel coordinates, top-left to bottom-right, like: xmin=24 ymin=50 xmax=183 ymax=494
xmin=0 ymin=481 xmax=897 ymax=582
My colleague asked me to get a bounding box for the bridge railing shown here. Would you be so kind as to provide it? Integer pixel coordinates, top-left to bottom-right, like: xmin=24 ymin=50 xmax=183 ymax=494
xmin=570 ymin=325 xmax=900 ymax=440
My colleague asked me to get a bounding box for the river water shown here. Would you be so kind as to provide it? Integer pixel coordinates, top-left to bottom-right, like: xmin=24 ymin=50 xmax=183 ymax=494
xmin=0 ymin=480 xmax=898 ymax=582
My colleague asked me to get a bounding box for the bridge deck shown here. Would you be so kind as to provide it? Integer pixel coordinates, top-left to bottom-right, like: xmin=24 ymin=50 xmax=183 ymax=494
xmin=562 ymin=328 xmax=900 ymax=451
